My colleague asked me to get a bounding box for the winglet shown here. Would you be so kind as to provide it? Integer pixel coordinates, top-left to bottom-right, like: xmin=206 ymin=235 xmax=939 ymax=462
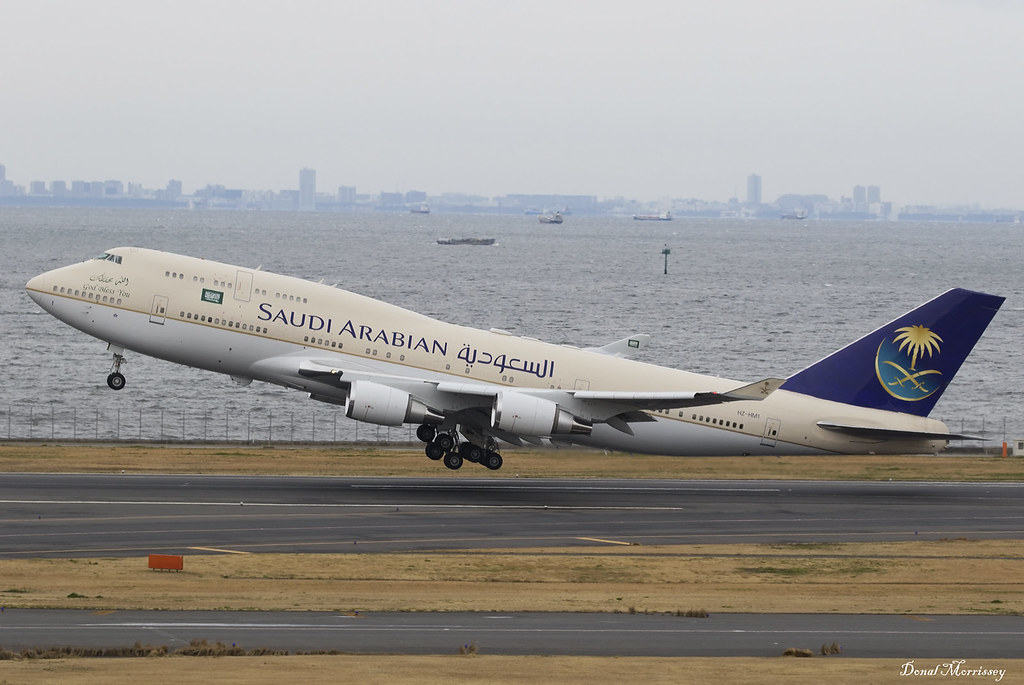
xmin=723 ymin=377 xmax=786 ymax=401
xmin=584 ymin=334 xmax=652 ymax=359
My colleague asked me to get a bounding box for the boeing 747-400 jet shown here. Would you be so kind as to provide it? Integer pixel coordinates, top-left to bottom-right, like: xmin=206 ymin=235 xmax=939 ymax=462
xmin=26 ymin=248 xmax=1004 ymax=470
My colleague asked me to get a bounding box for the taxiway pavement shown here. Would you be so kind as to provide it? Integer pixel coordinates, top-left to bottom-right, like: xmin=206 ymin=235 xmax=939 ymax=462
xmin=1 ymin=609 xmax=1022 ymax=658
xmin=2 ymin=475 xmax=1022 ymax=557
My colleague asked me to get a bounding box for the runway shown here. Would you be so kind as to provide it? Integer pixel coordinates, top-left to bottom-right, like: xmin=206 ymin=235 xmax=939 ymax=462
xmin=2 ymin=475 xmax=1023 ymax=557
xmin=0 ymin=609 xmax=1022 ymax=658
xmin=1 ymin=474 xmax=1022 ymax=658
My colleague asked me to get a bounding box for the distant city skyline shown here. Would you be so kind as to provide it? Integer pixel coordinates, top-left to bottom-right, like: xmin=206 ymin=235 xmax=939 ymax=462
xmin=3 ymin=158 xmax=1018 ymax=212
xmin=3 ymin=161 xmax=1021 ymax=223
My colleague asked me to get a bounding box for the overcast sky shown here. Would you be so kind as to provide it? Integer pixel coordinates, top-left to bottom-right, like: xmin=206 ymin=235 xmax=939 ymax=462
xmin=3 ymin=0 xmax=1022 ymax=206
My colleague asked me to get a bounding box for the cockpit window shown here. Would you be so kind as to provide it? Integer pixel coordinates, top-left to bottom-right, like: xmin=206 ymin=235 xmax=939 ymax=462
xmin=93 ymin=252 xmax=123 ymax=264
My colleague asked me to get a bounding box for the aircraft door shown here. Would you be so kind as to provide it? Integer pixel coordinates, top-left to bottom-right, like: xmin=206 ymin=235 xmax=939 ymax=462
xmin=760 ymin=418 xmax=781 ymax=447
xmin=234 ymin=270 xmax=253 ymax=302
xmin=149 ymin=295 xmax=168 ymax=324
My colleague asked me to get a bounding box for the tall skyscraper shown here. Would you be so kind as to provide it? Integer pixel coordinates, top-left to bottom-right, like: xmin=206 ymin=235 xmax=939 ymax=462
xmin=299 ymin=168 xmax=316 ymax=212
xmin=867 ymin=185 xmax=881 ymax=204
xmin=746 ymin=173 xmax=762 ymax=205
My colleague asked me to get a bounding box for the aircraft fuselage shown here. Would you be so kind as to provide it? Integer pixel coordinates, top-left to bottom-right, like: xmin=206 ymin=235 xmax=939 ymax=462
xmin=26 ymin=247 xmax=962 ymax=461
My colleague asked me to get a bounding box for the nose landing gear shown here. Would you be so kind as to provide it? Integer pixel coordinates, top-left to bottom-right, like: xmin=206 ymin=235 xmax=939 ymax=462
xmin=107 ymin=352 xmax=127 ymax=390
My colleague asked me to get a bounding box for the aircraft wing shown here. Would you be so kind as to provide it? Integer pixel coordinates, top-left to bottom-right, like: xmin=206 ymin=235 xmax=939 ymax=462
xmin=295 ymin=358 xmax=783 ymax=436
xmin=572 ymin=378 xmax=786 ymax=410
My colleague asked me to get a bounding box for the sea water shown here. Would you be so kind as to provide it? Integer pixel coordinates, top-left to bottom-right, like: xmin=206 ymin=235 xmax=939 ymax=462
xmin=2 ymin=207 xmax=1021 ymax=444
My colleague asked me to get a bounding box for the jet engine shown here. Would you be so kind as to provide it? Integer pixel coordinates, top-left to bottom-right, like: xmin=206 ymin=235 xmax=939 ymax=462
xmin=345 ymin=380 xmax=443 ymax=427
xmin=491 ymin=392 xmax=592 ymax=436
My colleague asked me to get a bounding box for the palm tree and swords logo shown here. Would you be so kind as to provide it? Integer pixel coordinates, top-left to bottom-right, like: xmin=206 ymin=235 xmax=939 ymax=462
xmin=875 ymin=324 xmax=944 ymax=401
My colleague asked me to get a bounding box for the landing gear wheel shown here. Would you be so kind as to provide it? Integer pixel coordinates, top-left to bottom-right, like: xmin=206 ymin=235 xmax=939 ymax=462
xmin=425 ymin=442 xmax=445 ymax=460
xmin=107 ymin=352 xmax=127 ymax=390
xmin=416 ymin=424 xmax=437 ymax=443
xmin=435 ymin=432 xmax=456 ymax=452
xmin=459 ymin=443 xmax=484 ymax=463
xmin=443 ymin=452 xmax=464 ymax=470
xmin=482 ymin=451 xmax=503 ymax=471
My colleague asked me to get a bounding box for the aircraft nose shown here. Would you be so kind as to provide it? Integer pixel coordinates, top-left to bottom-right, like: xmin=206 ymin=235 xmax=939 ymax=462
xmin=26 ymin=272 xmax=53 ymax=308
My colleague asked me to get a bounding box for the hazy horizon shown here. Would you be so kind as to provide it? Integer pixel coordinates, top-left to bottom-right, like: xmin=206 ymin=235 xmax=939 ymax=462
xmin=4 ymin=1 xmax=1022 ymax=207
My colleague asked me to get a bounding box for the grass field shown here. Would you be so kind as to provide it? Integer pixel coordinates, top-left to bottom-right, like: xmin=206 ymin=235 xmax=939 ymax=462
xmin=2 ymin=540 xmax=1022 ymax=615
xmin=1 ymin=442 xmax=1022 ymax=481
xmin=2 ymin=655 xmax=1020 ymax=685
xmin=1 ymin=443 xmax=1021 ymax=683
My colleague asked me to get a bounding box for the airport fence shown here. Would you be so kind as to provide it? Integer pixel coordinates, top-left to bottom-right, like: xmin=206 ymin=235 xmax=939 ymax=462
xmin=0 ymin=403 xmax=1015 ymax=452
xmin=1 ymin=403 xmax=418 ymax=444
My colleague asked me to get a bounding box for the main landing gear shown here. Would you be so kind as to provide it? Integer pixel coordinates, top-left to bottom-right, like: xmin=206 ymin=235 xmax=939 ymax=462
xmin=416 ymin=424 xmax=503 ymax=471
xmin=107 ymin=352 xmax=127 ymax=390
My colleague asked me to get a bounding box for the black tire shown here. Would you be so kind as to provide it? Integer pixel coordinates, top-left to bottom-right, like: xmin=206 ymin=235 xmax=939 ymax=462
xmin=107 ymin=372 xmax=126 ymax=390
xmin=459 ymin=443 xmax=484 ymax=463
xmin=416 ymin=424 xmax=436 ymax=443
xmin=443 ymin=452 xmax=463 ymax=470
xmin=425 ymin=442 xmax=445 ymax=460
xmin=483 ymin=451 xmax=503 ymax=471
xmin=436 ymin=433 xmax=456 ymax=452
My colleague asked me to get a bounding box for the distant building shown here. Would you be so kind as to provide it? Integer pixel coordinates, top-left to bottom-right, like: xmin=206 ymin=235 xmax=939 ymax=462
xmin=746 ymin=173 xmax=762 ymax=205
xmin=299 ymin=168 xmax=316 ymax=212
xmin=165 ymin=179 xmax=182 ymax=200
xmin=867 ymin=185 xmax=881 ymax=204
xmin=337 ymin=185 xmax=357 ymax=204
xmin=853 ymin=185 xmax=867 ymax=205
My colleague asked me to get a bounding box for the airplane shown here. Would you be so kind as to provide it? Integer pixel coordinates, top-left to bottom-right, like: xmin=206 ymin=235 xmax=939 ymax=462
xmin=26 ymin=247 xmax=1004 ymax=470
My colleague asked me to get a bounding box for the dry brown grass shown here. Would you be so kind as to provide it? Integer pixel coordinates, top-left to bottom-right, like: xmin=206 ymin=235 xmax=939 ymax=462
xmin=1 ymin=539 xmax=1021 ymax=615
xmin=0 ymin=655 xmax=1017 ymax=685
xmin=3 ymin=655 xmax=1022 ymax=685
xmin=1 ymin=442 xmax=1022 ymax=481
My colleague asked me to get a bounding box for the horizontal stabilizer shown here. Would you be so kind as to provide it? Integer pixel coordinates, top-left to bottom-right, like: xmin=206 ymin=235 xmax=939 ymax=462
xmin=584 ymin=334 xmax=652 ymax=359
xmin=817 ymin=421 xmax=983 ymax=442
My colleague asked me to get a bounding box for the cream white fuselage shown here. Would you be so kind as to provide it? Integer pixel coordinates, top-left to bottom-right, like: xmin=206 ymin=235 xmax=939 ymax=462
xmin=26 ymin=247 xmax=949 ymax=456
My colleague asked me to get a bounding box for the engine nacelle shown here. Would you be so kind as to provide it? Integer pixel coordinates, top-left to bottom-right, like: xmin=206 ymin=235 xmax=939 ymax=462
xmin=491 ymin=392 xmax=592 ymax=436
xmin=345 ymin=380 xmax=443 ymax=427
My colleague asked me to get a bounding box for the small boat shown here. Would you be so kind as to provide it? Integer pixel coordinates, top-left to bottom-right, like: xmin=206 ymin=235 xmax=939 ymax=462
xmin=539 ymin=210 xmax=563 ymax=224
xmin=633 ymin=210 xmax=672 ymax=221
xmin=436 ymin=237 xmax=496 ymax=246
xmin=410 ymin=202 xmax=430 ymax=214
xmin=781 ymin=209 xmax=808 ymax=220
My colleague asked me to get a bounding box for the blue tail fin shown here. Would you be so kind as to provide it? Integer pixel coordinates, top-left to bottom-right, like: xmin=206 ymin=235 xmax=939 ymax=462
xmin=781 ymin=288 xmax=1004 ymax=416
